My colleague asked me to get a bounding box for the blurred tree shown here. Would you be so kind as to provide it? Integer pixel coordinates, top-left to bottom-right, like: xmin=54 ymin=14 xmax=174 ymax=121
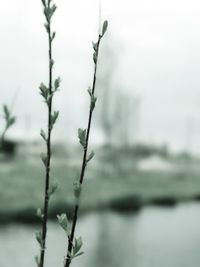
xmin=97 ymin=33 xmax=118 ymax=147
xmin=112 ymin=90 xmax=141 ymax=148
xmin=96 ymin=35 xmax=142 ymax=173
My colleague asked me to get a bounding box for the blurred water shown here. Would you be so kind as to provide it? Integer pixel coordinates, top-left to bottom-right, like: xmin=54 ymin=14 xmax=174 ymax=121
xmin=0 ymin=203 xmax=200 ymax=267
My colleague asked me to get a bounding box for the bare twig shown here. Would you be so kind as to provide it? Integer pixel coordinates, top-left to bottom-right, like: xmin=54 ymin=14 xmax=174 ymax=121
xmin=35 ymin=1 xmax=60 ymax=267
xmin=60 ymin=21 xmax=108 ymax=267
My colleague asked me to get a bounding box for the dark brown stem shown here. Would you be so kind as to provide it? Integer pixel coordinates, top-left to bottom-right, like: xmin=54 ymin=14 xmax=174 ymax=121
xmin=64 ymin=35 xmax=102 ymax=267
xmin=39 ymin=1 xmax=53 ymax=266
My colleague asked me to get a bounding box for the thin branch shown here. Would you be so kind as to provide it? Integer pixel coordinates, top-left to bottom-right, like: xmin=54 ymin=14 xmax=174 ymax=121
xmin=35 ymin=1 xmax=60 ymax=267
xmin=63 ymin=21 xmax=108 ymax=267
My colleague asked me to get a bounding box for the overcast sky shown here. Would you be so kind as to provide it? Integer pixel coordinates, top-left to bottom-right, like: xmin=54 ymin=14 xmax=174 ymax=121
xmin=1 ymin=0 xmax=200 ymax=153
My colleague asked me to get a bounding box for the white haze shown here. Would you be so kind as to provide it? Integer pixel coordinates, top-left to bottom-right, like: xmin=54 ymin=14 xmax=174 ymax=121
xmin=1 ymin=0 xmax=200 ymax=153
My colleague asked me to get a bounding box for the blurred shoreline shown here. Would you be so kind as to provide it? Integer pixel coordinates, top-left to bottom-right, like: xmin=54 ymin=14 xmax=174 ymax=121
xmin=1 ymin=149 xmax=200 ymax=224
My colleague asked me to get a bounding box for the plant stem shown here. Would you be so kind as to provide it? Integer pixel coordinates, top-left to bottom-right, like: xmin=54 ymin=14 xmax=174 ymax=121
xmin=39 ymin=1 xmax=54 ymax=266
xmin=64 ymin=34 xmax=102 ymax=267
xmin=0 ymin=105 xmax=16 ymax=151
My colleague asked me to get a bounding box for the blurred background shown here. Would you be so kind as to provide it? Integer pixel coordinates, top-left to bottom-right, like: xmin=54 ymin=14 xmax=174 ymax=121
xmin=1 ymin=0 xmax=200 ymax=266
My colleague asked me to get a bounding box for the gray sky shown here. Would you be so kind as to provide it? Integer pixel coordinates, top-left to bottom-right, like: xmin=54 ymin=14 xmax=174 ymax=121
xmin=1 ymin=0 xmax=200 ymax=153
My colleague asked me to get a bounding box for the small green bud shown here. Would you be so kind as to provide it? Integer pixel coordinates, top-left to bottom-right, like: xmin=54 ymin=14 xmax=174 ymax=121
xmin=44 ymin=7 xmax=50 ymax=19
xmin=51 ymin=111 xmax=59 ymax=128
xmin=73 ymin=181 xmax=81 ymax=199
xmin=102 ymin=20 xmax=108 ymax=36
xmin=57 ymin=214 xmax=70 ymax=234
xmin=51 ymin=31 xmax=56 ymax=41
xmin=46 ymin=94 xmax=52 ymax=106
xmin=90 ymin=95 xmax=97 ymax=111
xmin=87 ymin=151 xmax=95 ymax=163
xmin=36 ymin=208 xmax=43 ymax=220
xmin=35 ymin=255 xmax=40 ymax=267
xmin=87 ymin=88 xmax=97 ymax=111
xmin=44 ymin=23 xmax=50 ymax=32
xmin=35 ymin=231 xmax=43 ymax=247
xmin=39 ymin=83 xmax=48 ymax=100
xmin=54 ymin=77 xmax=61 ymax=91
xmin=87 ymin=87 xmax=92 ymax=96
xmin=50 ymin=59 xmax=54 ymax=68
xmin=78 ymin=128 xmax=87 ymax=148
xmin=41 ymin=0 xmax=46 ymax=7
xmin=40 ymin=129 xmax=47 ymax=142
xmin=7 ymin=117 xmax=16 ymax=128
xmin=50 ymin=4 xmax=57 ymax=16
xmin=93 ymin=52 xmax=97 ymax=64
xmin=40 ymin=153 xmax=48 ymax=167
xmin=72 ymin=237 xmax=84 ymax=258
xmin=3 ymin=105 xmax=9 ymax=118
xmin=48 ymin=181 xmax=58 ymax=196
xmin=92 ymin=42 xmax=98 ymax=52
